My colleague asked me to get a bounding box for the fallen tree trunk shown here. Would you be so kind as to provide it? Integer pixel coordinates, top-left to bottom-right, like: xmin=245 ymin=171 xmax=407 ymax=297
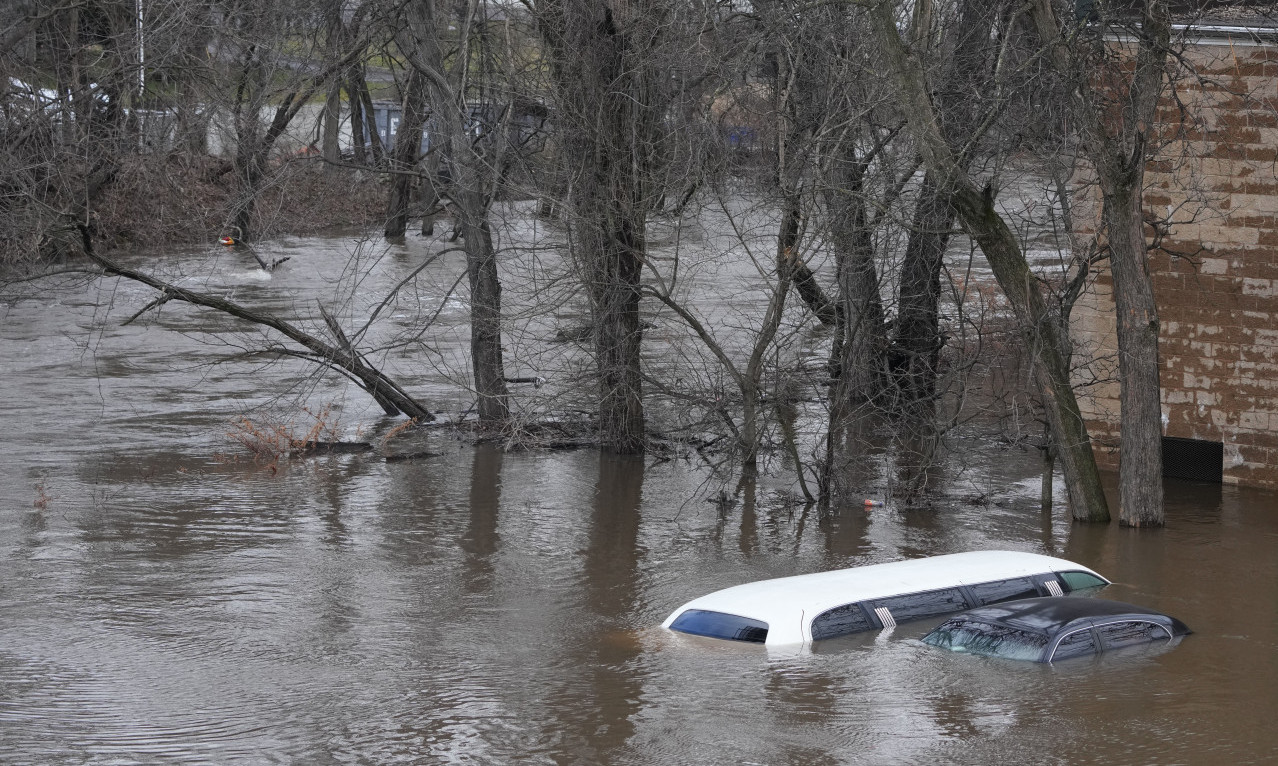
xmin=79 ymin=233 xmax=434 ymax=421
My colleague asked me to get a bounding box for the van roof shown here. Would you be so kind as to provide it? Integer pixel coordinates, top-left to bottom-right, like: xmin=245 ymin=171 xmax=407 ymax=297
xmin=663 ymin=550 xmax=1108 ymax=645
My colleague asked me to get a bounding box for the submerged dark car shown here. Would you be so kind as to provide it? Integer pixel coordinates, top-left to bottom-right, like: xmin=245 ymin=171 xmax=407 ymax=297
xmin=922 ymin=597 xmax=1190 ymax=663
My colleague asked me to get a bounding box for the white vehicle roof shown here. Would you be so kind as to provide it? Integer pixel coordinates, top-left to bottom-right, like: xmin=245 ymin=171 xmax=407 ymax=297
xmin=663 ymin=550 xmax=1108 ymax=646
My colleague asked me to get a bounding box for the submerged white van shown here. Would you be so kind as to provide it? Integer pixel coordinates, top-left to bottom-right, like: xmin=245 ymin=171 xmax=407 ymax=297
xmin=662 ymin=550 xmax=1109 ymax=646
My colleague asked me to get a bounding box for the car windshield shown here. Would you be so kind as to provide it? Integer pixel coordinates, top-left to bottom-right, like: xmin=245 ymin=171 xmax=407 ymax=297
xmin=923 ymin=618 xmax=1049 ymax=661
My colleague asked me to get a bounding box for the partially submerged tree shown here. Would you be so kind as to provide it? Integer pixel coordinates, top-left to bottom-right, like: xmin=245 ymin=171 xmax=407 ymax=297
xmin=868 ymin=0 xmax=1111 ymax=522
xmin=535 ymin=0 xmax=677 ymax=453
xmin=386 ymin=0 xmax=513 ymax=422
xmin=884 ymin=0 xmax=1015 ymax=499
xmin=1028 ymin=0 xmax=1170 ymax=526
xmin=642 ymin=197 xmax=799 ymax=480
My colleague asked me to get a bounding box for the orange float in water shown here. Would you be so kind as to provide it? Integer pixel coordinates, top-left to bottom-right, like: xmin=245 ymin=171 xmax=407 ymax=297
xmin=218 ymin=236 xmax=235 ymax=246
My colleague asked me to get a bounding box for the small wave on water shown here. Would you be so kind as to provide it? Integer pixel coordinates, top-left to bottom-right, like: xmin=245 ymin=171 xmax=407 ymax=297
xmin=225 ymin=269 xmax=274 ymax=283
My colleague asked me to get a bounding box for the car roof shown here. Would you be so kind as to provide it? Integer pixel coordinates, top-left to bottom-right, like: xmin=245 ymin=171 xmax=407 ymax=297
xmin=663 ymin=550 xmax=1108 ymax=645
xmin=949 ymin=596 xmax=1189 ymax=636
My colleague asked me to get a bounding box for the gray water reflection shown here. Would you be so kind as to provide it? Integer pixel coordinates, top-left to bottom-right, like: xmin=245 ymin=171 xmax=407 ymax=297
xmin=3 ymin=232 xmax=1278 ymax=764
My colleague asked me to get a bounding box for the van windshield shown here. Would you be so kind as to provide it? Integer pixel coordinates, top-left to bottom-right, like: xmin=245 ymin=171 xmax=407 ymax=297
xmin=1059 ymin=571 xmax=1108 ymax=591
xmin=669 ymin=609 xmax=768 ymax=643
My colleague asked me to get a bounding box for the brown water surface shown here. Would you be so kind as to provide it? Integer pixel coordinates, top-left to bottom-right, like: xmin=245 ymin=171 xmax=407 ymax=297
xmin=1 ymin=230 xmax=1275 ymax=765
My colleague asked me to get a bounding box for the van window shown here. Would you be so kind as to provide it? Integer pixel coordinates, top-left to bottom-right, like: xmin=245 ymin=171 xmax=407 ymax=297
xmin=668 ymin=609 xmax=768 ymax=643
xmin=1059 ymin=570 xmax=1108 ymax=592
xmin=811 ymin=603 xmax=874 ymax=640
xmin=968 ymin=577 xmax=1040 ymax=606
xmin=871 ymin=588 xmax=971 ymax=624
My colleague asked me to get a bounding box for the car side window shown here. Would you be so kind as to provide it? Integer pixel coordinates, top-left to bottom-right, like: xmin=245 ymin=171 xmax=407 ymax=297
xmin=1050 ymin=629 xmax=1098 ymax=661
xmin=1095 ymin=621 xmax=1172 ymax=649
xmin=969 ymin=577 xmax=1040 ymax=606
xmin=871 ymin=588 xmax=971 ymax=624
xmin=810 ymin=603 xmax=874 ymax=640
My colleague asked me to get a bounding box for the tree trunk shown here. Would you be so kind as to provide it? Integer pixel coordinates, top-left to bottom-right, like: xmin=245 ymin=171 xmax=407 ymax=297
xmin=460 ymin=210 xmax=510 ymax=422
xmin=1028 ymin=0 xmax=1170 ymax=526
xmin=391 ymin=0 xmax=512 ymax=425
xmin=420 ymin=152 xmax=445 ymax=235
xmin=892 ymin=173 xmax=953 ymax=411
xmin=890 ymin=0 xmax=1003 ymax=412
xmin=384 ymin=69 xmax=428 ymax=238
xmin=822 ymin=161 xmax=887 ymax=503
xmin=347 ymin=65 xmax=368 ymax=164
xmin=787 ymin=256 xmax=837 ymax=327
xmin=231 ymin=139 xmax=266 ymax=241
xmin=588 ymin=209 xmax=647 ymax=453
xmin=889 ymin=1 xmax=1001 ymax=500
xmin=1041 ymin=424 xmax=1055 ymax=514
xmin=1106 ymin=180 xmax=1164 ymax=526
xmin=825 ymin=177 xmax=886 ymax=403
xmin=322 ymin=80 xmax=342 ymax=166
xmin=591 ymin=33 xmax=648 ymax=455
xmin=359 ymin=80 xmax=384 ymax=164
xmin=451 ymin=102 xmax=511 ymax=422
xmin=321 ymin=0 xmax=344 ymax=167
xmin=891 ymin=174 xmax=954 ymax=500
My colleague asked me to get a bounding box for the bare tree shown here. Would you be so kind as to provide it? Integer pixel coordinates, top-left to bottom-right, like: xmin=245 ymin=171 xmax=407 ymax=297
xmin=535 ymin=0 xmax=674 ymax=453
xmin=643 ymin=192 xmax=799 ymax=479
xmin=386 ymin=0 xmax=513 ymax=422
xmin=1 ymin=0 xmax=144 ymax=264
xmin=868 ymin=0 xmax=1111 ymax=522
xmin=751 ymin=2 xmax=899 ymax=502
xmin=209 ymin=0 xmax=364 ymax=241
xmin=382 ymin=65 xmax=428 ymax=239
xmin=884 ymin=0 xmax=1014 ymax=501
xmin=1028 ymin=0 xmax=1170 ymax=526
xmin=321 ymin=0 xmax=373 ymax=167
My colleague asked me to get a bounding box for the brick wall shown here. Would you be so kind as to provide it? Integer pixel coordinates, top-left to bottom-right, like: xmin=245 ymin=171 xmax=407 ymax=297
xmin=1072 ymin=35 xmax=1278 ymax=487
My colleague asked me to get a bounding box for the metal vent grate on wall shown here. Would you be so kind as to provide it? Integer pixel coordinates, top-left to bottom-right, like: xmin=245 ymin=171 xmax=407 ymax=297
xmin=1162 ymin=437 xmax=1224 ymax=483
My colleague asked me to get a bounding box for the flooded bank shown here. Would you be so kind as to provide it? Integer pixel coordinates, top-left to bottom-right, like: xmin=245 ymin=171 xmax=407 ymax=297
xmin=2 ymin=230 xmax=1276 ymax=764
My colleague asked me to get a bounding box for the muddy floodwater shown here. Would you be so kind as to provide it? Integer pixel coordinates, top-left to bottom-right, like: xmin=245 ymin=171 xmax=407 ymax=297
xmin=2 ymin=226 xmax=1277 ymax=765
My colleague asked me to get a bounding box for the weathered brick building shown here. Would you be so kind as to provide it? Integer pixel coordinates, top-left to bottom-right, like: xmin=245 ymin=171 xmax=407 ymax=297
xmin=1072 ymin=22 xmax=1278 ymax=488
